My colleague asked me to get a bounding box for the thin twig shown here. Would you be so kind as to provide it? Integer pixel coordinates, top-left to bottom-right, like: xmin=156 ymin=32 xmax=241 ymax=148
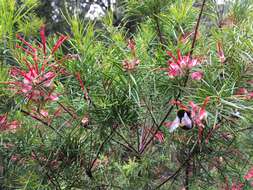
xmin=140 ymin=104 xmax=174 ymax=154
xmin=114 ymin=130 xmax=140 ymax=156
xmin=190 ymin=0 xmax=207 ymax=56
xmin=153 ymin=142 xmax=198 ymax=189
xmin=57 ymin=101 xmax=78 ymax=119
xmin=185 ymin=160 xmax=190 ymax=190
xmin=21 ymin=109 xmax=63 ymax=137
xmin=154 ymin=14 xmax=166 ymax=47
xmin=32 ymin=150 xmax=61 ymax=190
xmin=87 ymin=127 xmax=117 ymax=178
xmin=153 ymin=1 xmax=166 ymax=47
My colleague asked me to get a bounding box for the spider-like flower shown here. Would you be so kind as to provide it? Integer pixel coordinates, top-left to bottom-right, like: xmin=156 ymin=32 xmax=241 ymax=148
xmin=217 ymin=41 xmax=226 ymax=63
xmin=5 ymin=25 xmax=69 ymax=103
xmin=191 ymin=71 xmax=203 ymax=80
xmin=162 ymin=49 xmax=200 ymax=78
xmin=122 ymin=39 xmax=140 ymax=71
xmin=154 ymin=131 xmax=165 ymax=143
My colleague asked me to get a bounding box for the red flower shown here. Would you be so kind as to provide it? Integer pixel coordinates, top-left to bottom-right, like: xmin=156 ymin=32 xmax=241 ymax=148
xmin=9 ymin=66 xmax=58 ymax=102
xmin=217 ymin=41 xmax=226 ymax=63
xmin=163 ymin=49 xmax=200 ymax=78
xmin=51 ymin=35 xmax=68 ymax=54
xmin=40 ymin=109 xmax=49 ymax=117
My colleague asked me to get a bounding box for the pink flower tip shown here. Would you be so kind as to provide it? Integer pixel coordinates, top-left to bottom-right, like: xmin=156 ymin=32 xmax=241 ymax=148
xmin=49 ymin=94 xmax=59 ymax=101
xmin=191 ymin=71 xmax=203 ymax=80
xmin=40 ymin=109 xmax=49 ymax=117
xmin=236 ymin=88 xmax=248 ymax=95
xmin=155 ymin=131 xmax=165 ymax=143
xmin=244 ymin=167 xmax=253 ymax=180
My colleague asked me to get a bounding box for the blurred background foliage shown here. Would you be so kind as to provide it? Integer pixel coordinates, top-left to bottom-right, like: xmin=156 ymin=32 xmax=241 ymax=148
xmin=1 ymin=0 xmax=253 ymax=189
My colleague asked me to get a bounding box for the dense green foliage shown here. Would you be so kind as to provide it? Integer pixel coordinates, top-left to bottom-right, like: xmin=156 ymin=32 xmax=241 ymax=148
xmin=1 ymin=0 xmax=253 ymax=189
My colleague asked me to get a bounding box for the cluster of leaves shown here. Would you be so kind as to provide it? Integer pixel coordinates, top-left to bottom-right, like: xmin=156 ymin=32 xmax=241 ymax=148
xmin=1 ymin=0 xmax=253 ymax=189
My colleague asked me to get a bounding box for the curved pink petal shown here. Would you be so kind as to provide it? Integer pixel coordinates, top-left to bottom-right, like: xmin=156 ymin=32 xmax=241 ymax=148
xmin=168 ymin=62 xmax=182 ymax=77
xmin=51 ymin=35 xmax=68 ymax=54
xmin=48 ymin=93 xmax=59 ymax=101
xmin=42 ymin=72 xmax=56 ymax=87
xmin=236 ymin=88 xmax=248 ymax=95
xmin=155 ymin=131 xmax=165 ymax=143
xmin=191 ymin=71 xmax=203 ymax=80
xmin=0 ymin=114 xmax=7 ymax=125
xmin=40 ymin=109 xmax=49 ymax=117
xmin=188 ymin=58 xmax=199 ymax=68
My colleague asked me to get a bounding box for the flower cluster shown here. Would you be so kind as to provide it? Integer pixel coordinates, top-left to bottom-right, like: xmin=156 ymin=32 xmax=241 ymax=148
xmin=7 ymin=26 xmax=68 ymax=103
xmin=163 ymin=49 xmax=203 ymax=80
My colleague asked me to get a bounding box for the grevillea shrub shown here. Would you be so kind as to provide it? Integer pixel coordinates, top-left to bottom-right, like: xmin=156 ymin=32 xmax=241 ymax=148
xmin=0 ymin=0 xmax=253 ymax=189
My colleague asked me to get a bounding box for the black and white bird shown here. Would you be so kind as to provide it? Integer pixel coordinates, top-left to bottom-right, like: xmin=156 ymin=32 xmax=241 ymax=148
xmin=169 ymin=110 xmax=193 ymax=133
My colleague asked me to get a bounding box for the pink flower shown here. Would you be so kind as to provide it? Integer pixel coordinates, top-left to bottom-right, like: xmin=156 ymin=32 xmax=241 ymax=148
xmin=231 ymin=182 xmax=244 ymax=190
xmin=0 ymin=114 xmax=20 ymax=132
xmin=154 ymin=131 xmax=165 ymax=143
xmin=163 ymin=49 xmax=200 ymax=78
xmin=9 ymin=65 xmax=57 ymax=102
xmin=5 ymin=26 xmax=69 ymax=103
xmin=244 ymin=167 xmax=253 ymax=180
xmin=127 ymin=39 xmax=136 ymax=56
xmin=10 ymin=154 xmax=21 ymax=162
xmin=40 ymin=25 xmax=47 ymax=55
xmin=0 ymin=114 xmax=7 ymax=125
xmin=189 ymin=98 xmax=209 ymax=143
xmin=248 ymin=92 xmax=253 ymax=99
xmin=225 ymin=177 xmax=244 ymax=190
xmin=235 ymin=88 xmax=253 ymax=100
xmin=191 ymin=71 xmax=203 ymax=80
xmin=51 ymin=35 xmax=69 ymax=54
xmin=81 ymin=115 xmax=89 ymax=126
xmin=236 ymin=88 xmax=248 ymax=95
xmin=40 ymin=109 xmax=49 ymax=117
xmin=217 ymin=42 xmax=226 ymax=63
xmin=48 ymin=93 xmax=59 ymax=101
